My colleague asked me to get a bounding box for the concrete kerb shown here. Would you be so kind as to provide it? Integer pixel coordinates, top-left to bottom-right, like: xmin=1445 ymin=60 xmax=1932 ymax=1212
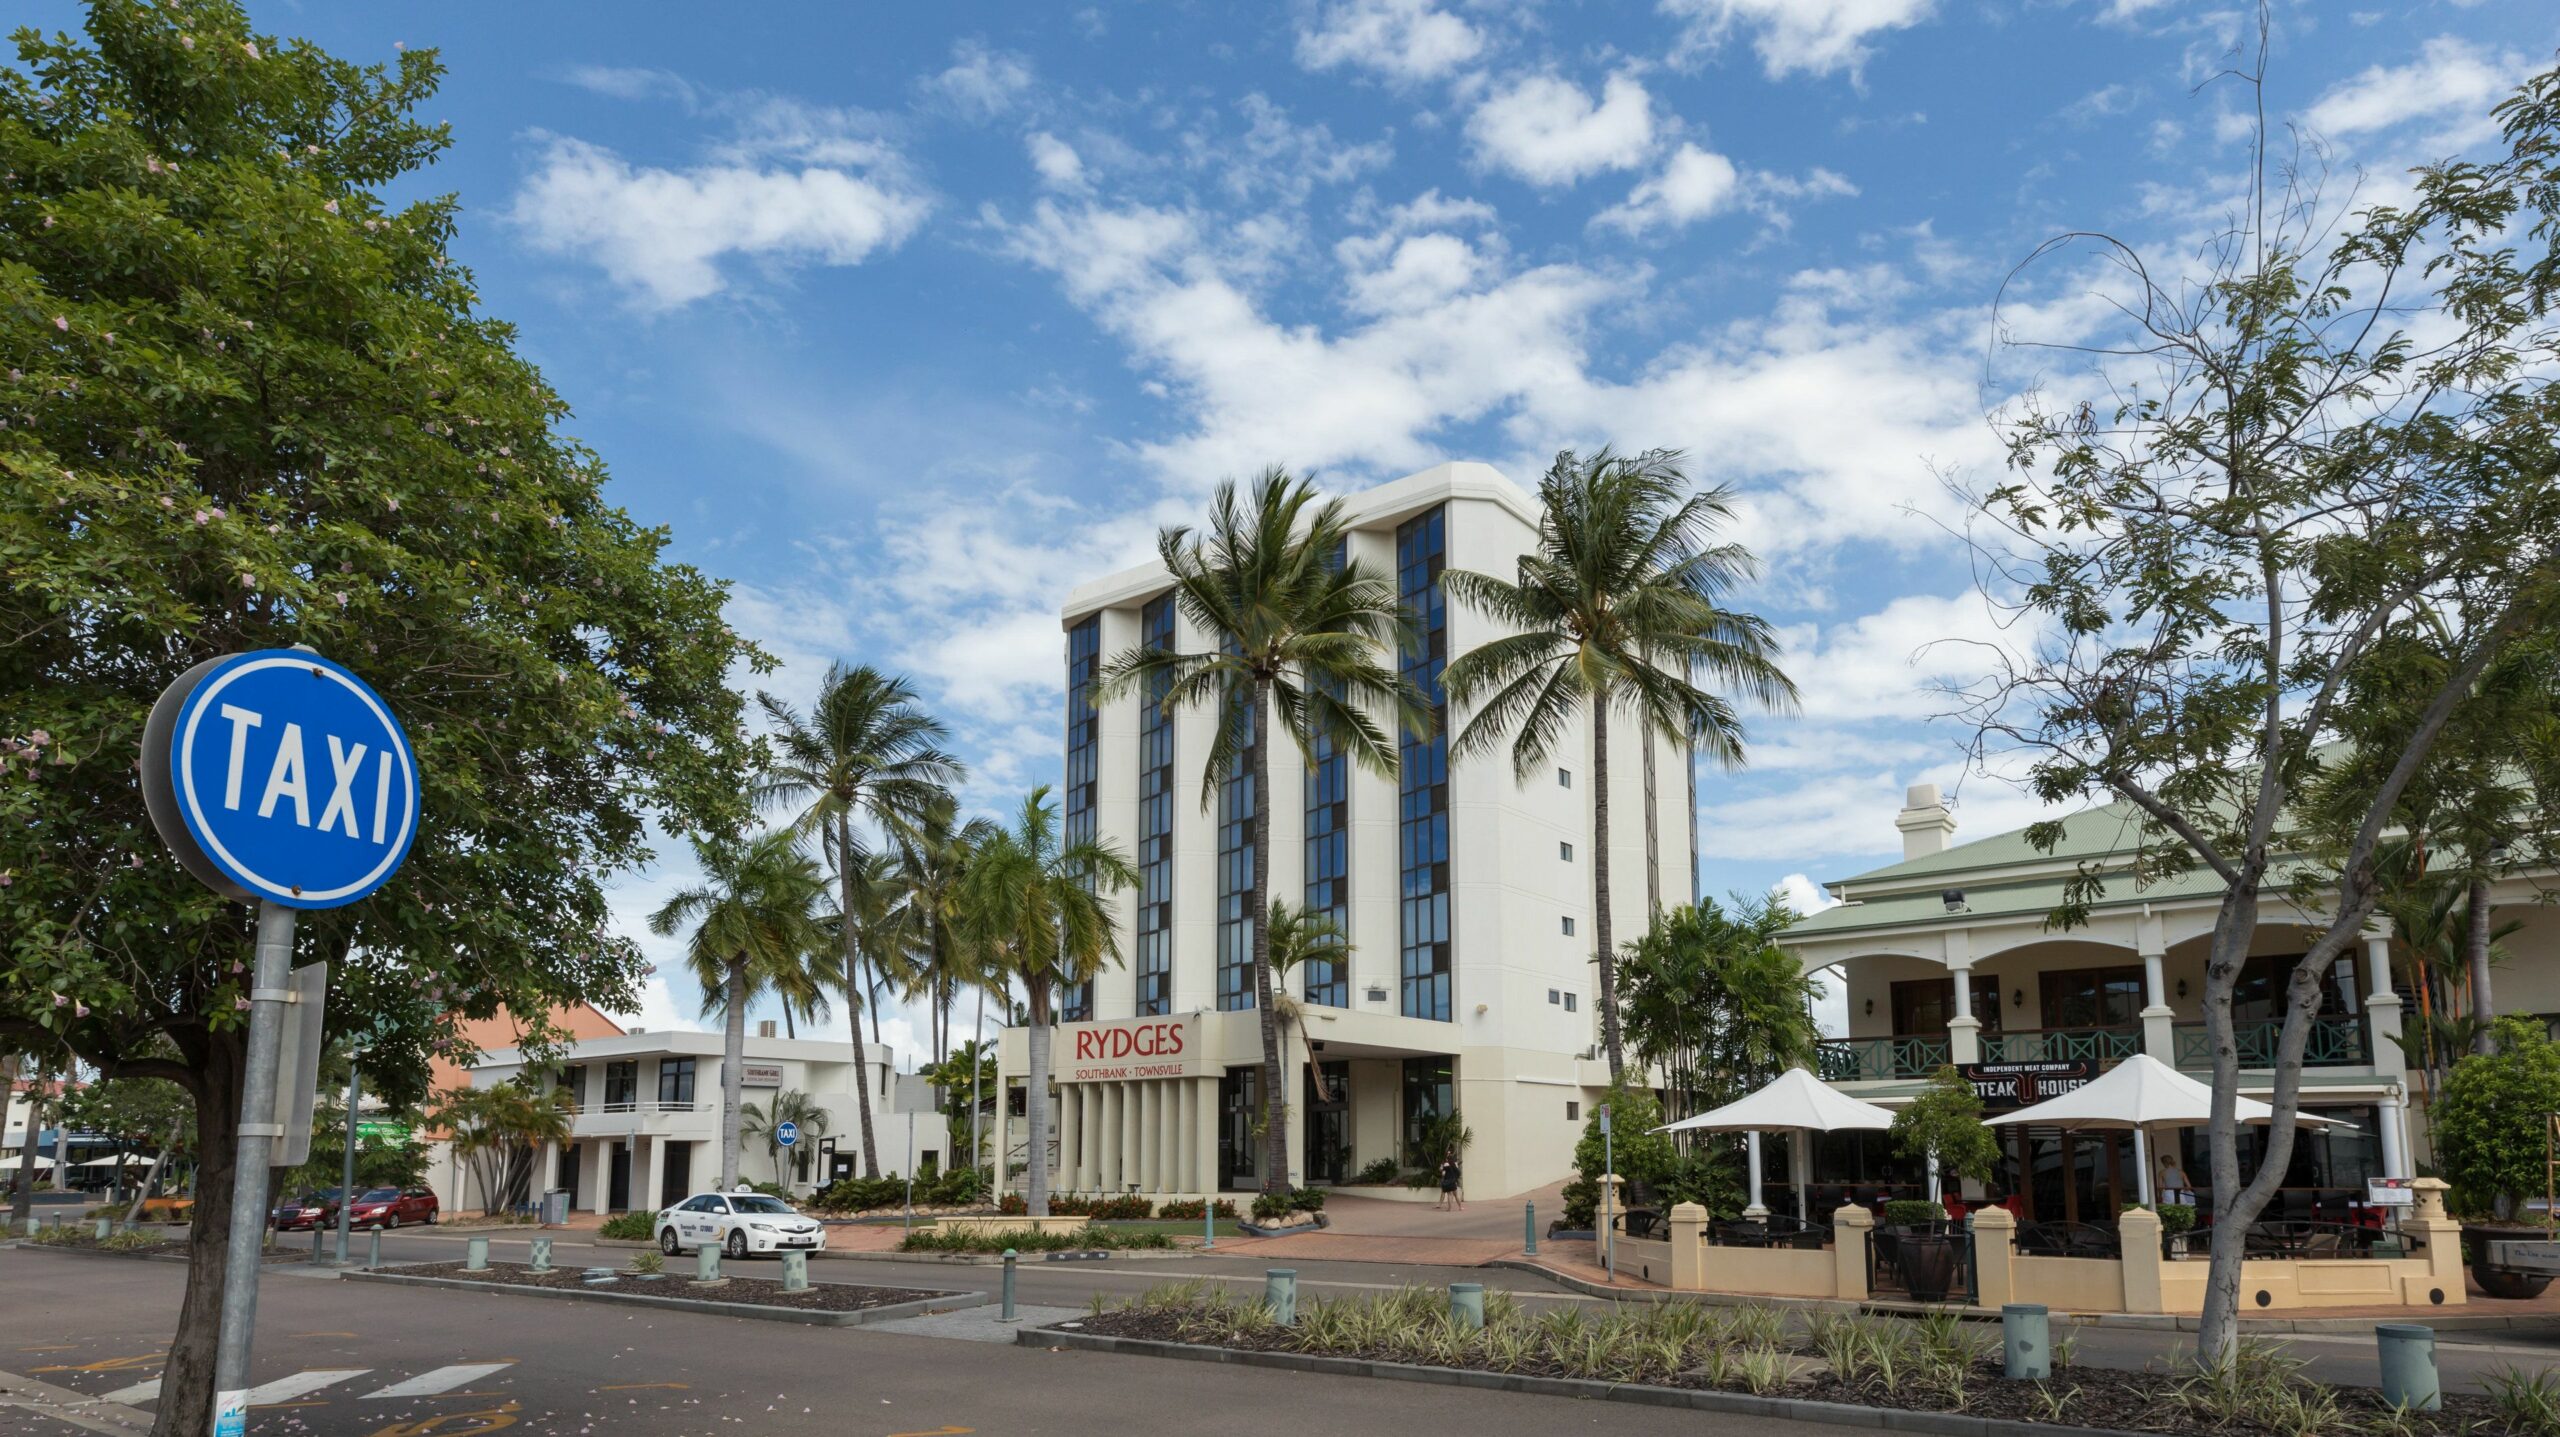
xmin=1485 ymin=1258 xmax=2560 ymax=1336
xmin=1019 ymin=1326 xmax=2157 ymax=1437
xmin=339 ymin=1266 xmax=987 ymax=1327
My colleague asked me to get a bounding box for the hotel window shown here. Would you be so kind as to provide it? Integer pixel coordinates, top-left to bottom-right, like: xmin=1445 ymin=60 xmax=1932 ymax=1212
xmin=1561 ymin=915 xmax=1575 ymax=937
xmin=657 ymin=1056 xmax=696 ymax=1107
xmin=1564 ymin=992 xmax=1578 ymax=1013
xmin=1401 ymin=1056 xmax=1455 ymax=1164
xmin=562 ymin=1065 xmax=587 ymax=1109
xmin=1567 ymin=1101 xmax=1581 ymax=1121
xmin=1302 ymin=538 xmax=1350 ymax=1009
xmin=1559 ymin=841 xmax=1573 ymax=862
xmin=603 ymin=1060 xmax=638 ymax=1110
xmin=1397 ymin=506 xmax=1452 ymax=1023
xmin=1134 ymin=596 xmax=1176 ymax=1015
xmin=1061 ymin=615 xmax=1101 ymax=1023
xmin=1215 ymin=633 xmax=1260 ymax=1013
xmin=1558 ymin=768 xmax=1571 ymax=788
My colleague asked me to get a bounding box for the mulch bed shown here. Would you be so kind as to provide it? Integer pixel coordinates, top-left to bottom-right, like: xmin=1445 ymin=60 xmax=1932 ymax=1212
xmin=399 ymin=1260 xmax=952 ymax=1313
xmin=1067 ymin=1310 xmax=2502 ymax=1435
xmin=18 ymin=1234 xmax=307 ymax=1264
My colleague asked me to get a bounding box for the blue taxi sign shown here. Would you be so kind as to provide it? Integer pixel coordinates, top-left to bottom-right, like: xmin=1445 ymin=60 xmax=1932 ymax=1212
xmin=141 ymin=650 xmax=419 ymax=909
xmin=775 ymin=1120 xmax=799 ymax=1148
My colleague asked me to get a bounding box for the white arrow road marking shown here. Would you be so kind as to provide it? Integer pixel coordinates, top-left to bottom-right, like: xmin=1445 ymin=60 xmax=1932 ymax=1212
xmin=363 ymin=1363 xmax=515 ymax=1398
xmin=95 ymin=1380 xmax=160 ymax=1405
xmin=244 ymin=1369 xmax=371 ymax=1404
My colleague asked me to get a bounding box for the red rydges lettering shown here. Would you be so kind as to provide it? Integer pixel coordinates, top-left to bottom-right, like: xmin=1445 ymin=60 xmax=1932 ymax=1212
xmin=1072 ymin=1021 xmax=1187 ymax=1061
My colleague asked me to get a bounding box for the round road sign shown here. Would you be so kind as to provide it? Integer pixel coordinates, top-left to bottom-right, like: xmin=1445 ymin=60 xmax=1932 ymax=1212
xmin=775 ymin=1120 xmax=799 ymax=1148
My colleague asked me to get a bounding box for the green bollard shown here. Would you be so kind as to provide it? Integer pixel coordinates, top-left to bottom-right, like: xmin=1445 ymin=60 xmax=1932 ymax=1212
xmin=528 ymin=1238 xmax=552 ymax=1273
xmin=1001 ymin=1249 xmax=1017 ymax=1320
xmin=98 ymin=1217 xmax=113 ymax=1241
xmin=311 ymin=1226 xmax=324 ymax=1259
xmin=696 ymin=1242 xmax=720 ymax=1282
xmin=366 ymin=1228 xmax=382 ymax=1269
xmin=1204 ymin=1201 xmax=1216 ymax=1251
xmin=1525 ymin=1201 xmax=1537 ymax=1257
xmin=1449 ymin=1283 xmax=1485 ymax=1333
xmin=2002 ymin=1303 xmax=2050 ymax=1381
xmin=1266 ymin=1268 xmax=1298 ymax=1327
xmin=2377 ymin=1324 xmax=2440 ymax=1412
xmin=466 ymin=1235 xmax=489 ymax=1271
xmin=780 ymin=1251 xmax=808 ymax=1292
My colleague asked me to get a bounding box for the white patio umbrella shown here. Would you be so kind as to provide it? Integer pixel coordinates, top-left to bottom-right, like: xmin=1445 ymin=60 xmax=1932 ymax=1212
xmin=1656 ymin=1067 xmax=1897 ymax=1220
xmin=1983 ymin=1053 xmax=2346 ymax=1206
xmin=79 ymin=1154 xmax=145 ymax=1168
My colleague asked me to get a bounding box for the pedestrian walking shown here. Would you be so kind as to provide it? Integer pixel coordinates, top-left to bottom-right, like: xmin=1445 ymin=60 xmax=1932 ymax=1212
xmin=1437 ymin=1156 xmax=1460 ymax=1211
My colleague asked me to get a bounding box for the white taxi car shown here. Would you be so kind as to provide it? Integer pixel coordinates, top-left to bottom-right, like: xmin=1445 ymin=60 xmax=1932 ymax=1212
xmin=655 ymin=1187 xmax=828 ymax=1258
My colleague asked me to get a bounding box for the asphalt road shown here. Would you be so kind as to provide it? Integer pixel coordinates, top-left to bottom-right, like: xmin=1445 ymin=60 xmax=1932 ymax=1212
xmin=8 ymin=1229 xmax=2559 ymax=1437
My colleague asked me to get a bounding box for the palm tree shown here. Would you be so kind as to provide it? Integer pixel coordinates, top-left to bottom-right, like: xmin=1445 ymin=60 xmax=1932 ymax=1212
xmin=1441 ymin=449 xmax=1798 ymax=1079
xmin=647 ymin=830 xmax=831 ymax=1190
xmin=1264 ymin=898 xmax=1353 ymax=1111
xmin=759 ymin=664 xmax=963 ymax=1179
xmin=895 ymin=797 xmax=1000 ymax=1065
xmin=742 ymin=1090 xmax=831 ymax=1190
xmin=1092 ymin=470 xmax=1431 ymax=1192
xmin=430 ymin=1081 xmax=575 ymax=1216
xmin=961 ymin=786 xmax=1137 ymax=1216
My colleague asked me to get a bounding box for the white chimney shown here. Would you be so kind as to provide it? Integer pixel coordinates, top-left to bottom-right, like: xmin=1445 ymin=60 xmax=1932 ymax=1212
xmin=756 ymin=1020 xmax=777 ymax=1039
xmin=1895 ymin=783 xmax=1958 ymax=860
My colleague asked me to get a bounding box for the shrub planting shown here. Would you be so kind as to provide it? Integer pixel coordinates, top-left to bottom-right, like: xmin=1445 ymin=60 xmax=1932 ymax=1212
xmin=1156 ymin=1198 xmax=1239 ymax=1221
xmin=598 ymin=1211 xmax=656 ymax=1241
xmin=896 ymin=1225 xmax=1174 ymax=1254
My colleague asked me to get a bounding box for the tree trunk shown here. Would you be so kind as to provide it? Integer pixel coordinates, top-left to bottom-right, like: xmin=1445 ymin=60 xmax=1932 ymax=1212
xmin=51 ymin=1115 xmax=70 ymax=1192
xmin=152 ymin=1034 xmax=242 ymax=1437
xmin=2468 ymin=873 xmax=2496 ymax=1055
xmin=1252 ymin=675 xmax=1290 ymax=1193
xmin=10 ymin=1084 xmax=39 ymax=1226
xmin=782 ymin=1006 xmax=795 ymax=1041
xmin=1026 ymin=999 xmax=1053 ymax=1218
xmin=841 ymin=815 xmax=882 ymax=1179
xmin=864 ymin=952 xmax=885 ymax=1046
xmin=719 ymin=959 xmax=747 ymax=1189
xmin=970 ymin=981 xmax=986 ymax=1176
xmin=1591 ymin=691 xmax=1624 ymax=1080
xmin=2195 ymin=886 xmax=2258 ymax=1367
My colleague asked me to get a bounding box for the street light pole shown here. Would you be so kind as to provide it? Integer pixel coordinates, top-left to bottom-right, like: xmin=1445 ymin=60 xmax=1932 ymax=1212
xmin=334 ymin=1049 xmax=362 ymax=1266
xmin=214 ymin=901 xmax=296 ymax=1433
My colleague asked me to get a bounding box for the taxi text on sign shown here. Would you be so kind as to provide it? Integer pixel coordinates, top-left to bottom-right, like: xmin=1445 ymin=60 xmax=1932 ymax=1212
xmin=142 ymin=651 xmax=419 ymax=909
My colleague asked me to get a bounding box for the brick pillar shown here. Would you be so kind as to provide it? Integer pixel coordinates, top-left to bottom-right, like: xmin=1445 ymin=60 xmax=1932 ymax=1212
xmin=2411 ymin=1177 xmax=2467 ymax=1305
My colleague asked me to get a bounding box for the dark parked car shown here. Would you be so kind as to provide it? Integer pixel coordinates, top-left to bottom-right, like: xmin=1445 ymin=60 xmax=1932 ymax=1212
xmin=343 ymin=1186 xmax=438 ymax=1229
xmin=271 ymin=1188 xmax=345 ymax=1232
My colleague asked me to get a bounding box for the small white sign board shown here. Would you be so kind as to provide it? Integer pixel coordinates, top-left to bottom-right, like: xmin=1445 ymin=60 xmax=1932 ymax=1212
xmin=2364 ymin=1178 xmax=2415 ymax=1208
xmin=2488 ymin=1240 xmax=2560 ymax=1275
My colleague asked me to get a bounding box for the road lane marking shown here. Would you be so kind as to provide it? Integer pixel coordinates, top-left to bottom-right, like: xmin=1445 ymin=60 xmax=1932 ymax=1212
xmin=246 ymin=1368 xmax=371 ymax=1405
xmin=597 ymin=1382 xmax=689 ymax=1390
xmin=33 ymin=1354 xmax=163 ymax=1374
xmin=364 ymin=1399 xmax=520 ymax=1435
xmin=366 ymin=1364 xmax=516 ymax=1398
xmin=96 ymin=1379 xmax=161 ymax=1405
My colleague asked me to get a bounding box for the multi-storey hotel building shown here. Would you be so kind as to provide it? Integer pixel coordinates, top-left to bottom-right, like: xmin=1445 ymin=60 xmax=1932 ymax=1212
xmin=992 ymin=463 xmax=1696 ymax=1200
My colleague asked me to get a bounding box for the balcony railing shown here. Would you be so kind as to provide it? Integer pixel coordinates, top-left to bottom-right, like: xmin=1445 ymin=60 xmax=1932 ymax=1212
xmin=1977 ymin=1026 xmax=2142 ymax=1067
xmin=2173 ymin=1017 xmax=2370 ymax=1070
xmin=1816 ymin=1035 xmax=1950 ymax=1082
xmin=562 ymin=1100 xmax=700 ymax=1116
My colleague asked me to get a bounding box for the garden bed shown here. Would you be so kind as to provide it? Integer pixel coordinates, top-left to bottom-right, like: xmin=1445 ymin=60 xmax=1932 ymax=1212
xmin=1050 ymin=1282 xmax=2525 ymax=1437
xmin=897 ymin=1224 xmax=1177 ymax=1255
xmin=11 ymin=1231 xmax=309 ymax=1264
xmin=352 ymin=1261 xmax=974 ymax=1325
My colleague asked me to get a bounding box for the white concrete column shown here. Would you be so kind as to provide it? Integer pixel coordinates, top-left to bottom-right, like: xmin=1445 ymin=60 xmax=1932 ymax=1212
xmin=1195 ymin=1077 xmax=1220 ymax=1194
xmin=1943 ymin=931 xmax=1980 ymax=1064
xmin=641 ymin=1136 xmax=664 ymax=1213
xmin=2363 ymin=919 xmax=2406 ymax=1080
xmin=1058 ymin=1083 xmax=1083 ymax=1196
xmin=1744 ymin=1131 xmax=1766 ymax=1217
xmin=1098 ymin=1084 xmax=1122 ymax=1193
xmin=589 ymin=1143 xmax=609 ymax=1216
xmin=1080 ymin=1087 xmax=1101 ymax=1191
xmin=2379 ymin=1087 xmax=2411 ymax=1179
xmin=2138 ymin=910 xmax=2176 ymax=1063
xmin=1121 ymin=1081 xmax=1142 ymax=1194
xmin=1135 ymin=1084 xmax=1158 ymax=1193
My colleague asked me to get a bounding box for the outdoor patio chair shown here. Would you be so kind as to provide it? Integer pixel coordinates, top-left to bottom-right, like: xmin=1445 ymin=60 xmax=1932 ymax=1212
xmin=1619 ymin=1208 xmax=1663 ymax=1241
xmin=1766 ymin=1215 xmax=1830 ymax=1250
xmin=1710 ymin=1218 xmax=1771 ymax=1248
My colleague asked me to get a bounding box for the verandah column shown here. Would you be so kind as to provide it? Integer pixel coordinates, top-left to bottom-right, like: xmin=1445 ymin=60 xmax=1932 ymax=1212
xmin=2138 ymin=910 xmax=2176 ymax=1062
xmin=1946 ymin=928 xmax=1980 ymax=1065
xmin=2363 ymin=917 xmax=2406 ymax=1085
xmin=1058 ymin=1083 xmax=1083 ymax=1195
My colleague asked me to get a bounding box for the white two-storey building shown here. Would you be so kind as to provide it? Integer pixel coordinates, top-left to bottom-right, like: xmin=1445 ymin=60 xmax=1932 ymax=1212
xmin=992 ymin=462 xmax=1696 ymax=1200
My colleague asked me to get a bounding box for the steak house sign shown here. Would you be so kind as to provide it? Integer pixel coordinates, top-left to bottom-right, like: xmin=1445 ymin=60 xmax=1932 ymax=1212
xmin=1056 ymin=1014 xmax=1205 ymax=1083
xmin=1957 ymin=1060 xmax=2096 ymax=1111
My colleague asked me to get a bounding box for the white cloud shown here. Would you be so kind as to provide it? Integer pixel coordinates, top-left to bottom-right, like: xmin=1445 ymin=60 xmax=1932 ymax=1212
xmin=1772 ymin=871 xmax=1841 ymax=917
xmin=1467 ymin=72 xmax=1656 ymax=187
xmin=1596 ymin=142 xmax=1742 ymax=234
xmin=1297 ymin=0 xmax=1487 ymax=83
xmin=1660 ymin=0 xmax=1934 ymax=80
xmin=1769 ymin=592 xmax=2034 ymax=725
xmin=562 ymin=64 xmax=699 ymax=107
xmin=2302 ymin=37 xmax=2523 ymax=141
xmin=922 ymin=40 xmax=1034 ymax=121
xmin=1026 ymin=131 xmax=1086 ymax=189
xmin=511 ymin=134 xmax=930 ymax=308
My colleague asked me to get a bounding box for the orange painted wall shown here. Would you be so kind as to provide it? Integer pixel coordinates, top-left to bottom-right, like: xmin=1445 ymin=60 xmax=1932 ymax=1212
xmin=420 ymin=1003 xmax=625 ymax=1134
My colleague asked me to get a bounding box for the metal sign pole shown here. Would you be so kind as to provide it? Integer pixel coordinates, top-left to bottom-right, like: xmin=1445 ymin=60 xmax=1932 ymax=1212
xmin=335 ymin=1053 xmax=361 ymax=1265
xmin=213 ymin=901 xmax=295 ymax=1431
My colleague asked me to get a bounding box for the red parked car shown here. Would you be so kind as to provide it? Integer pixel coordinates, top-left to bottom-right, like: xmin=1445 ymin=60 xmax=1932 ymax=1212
xmin=343 ymin=1187 xmax=438 ymax=1229
xmin=271 ymin=1188 xmax=345 ymax=1232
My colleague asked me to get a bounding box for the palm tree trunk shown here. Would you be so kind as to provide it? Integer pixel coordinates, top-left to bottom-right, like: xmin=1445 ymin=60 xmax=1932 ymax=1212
xmin=1252 ymin=675 xmax=1289 ymax=1192
xmin=866 ymin=953 xmax=886 ymax=1046
xmin=783 ymin=1006 xmax=795 ymax=1041
xmin=124 ymin=1119 xmax=181 ymax=1227
xmin=971 ymin=980 xmax=987 ymax=1176
xmin=1591 ymin=691 xmax=1625 ymax=1080
xmin=1026 ymin=985 xmax=1054 ymax=1217
xmin=2468 ymin=873 xmax=2496 ymax=1055
xmin=720 ymin=959 xmax=747 ymax=1188
xmin=840 ymin=815 xmax=883 ymax=1179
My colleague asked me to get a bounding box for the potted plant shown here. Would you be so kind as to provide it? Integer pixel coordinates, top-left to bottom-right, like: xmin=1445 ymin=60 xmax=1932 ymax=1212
xmin=2435 ymin=1019 xmax=2560 ymax=1299
xmin=2158 ymin=1203 xmax=2198 ymax=1257
xmin=1884 ymin=1068 xmax=1999 ymax=1300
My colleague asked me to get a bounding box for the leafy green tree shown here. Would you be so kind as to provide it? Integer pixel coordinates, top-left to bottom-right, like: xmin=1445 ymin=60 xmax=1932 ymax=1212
xmin=893 ymin=796 xmax=998 ymax=1067
xmin=428 ymin=1081 xmax=572 ymax=1217
xmin=1961 ymin=51 xmax=2560 ymax=1361
xmin=1093 ymin=471 xmax=1429 ymax=1192
xmin=1619 ymin=895 xmax=1819 ymax=1127
xmin=741 ymin=1089 xmax=829 ymax=1188
xmin=1888 ymin=1067 xmax=1999 ymax=1192
xmin=648 ymin=831 xmax=830 ymax=1190
xmin=57 ymin=1072 xmax=195 ymax=1219
xmin=1441 ymin=450 xmax=1798 ymax=1080
xmin=0 ymin=8 xmax=757 ymax=1429
xmin=1264 ymin=898 xmax=1352 ymax=1107
xmin=1561 ymin=1082 xmax=1677 ymax=1228
xmin=921 ymin=1037 xmax=996 ymax=1171
xmin=2434 ymin=1018 xmax=2560 ymax=1222
xmin=961 ymin=786 xmax=1137 ymax=1216
xmin=758 ymin=664 xmax=961 ymax=1180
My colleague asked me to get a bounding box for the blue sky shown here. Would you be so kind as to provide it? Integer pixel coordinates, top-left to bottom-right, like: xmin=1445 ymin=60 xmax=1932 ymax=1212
xmin=32 ymin=0 xmax=2552 ymax=1054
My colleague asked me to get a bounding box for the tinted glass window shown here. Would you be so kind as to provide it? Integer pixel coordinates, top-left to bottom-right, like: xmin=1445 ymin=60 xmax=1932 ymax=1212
xmin=730 ymin=1195 xmax=794 ymax=1215
xmin=360 ymin=1189 xmax=399 ymax=1202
